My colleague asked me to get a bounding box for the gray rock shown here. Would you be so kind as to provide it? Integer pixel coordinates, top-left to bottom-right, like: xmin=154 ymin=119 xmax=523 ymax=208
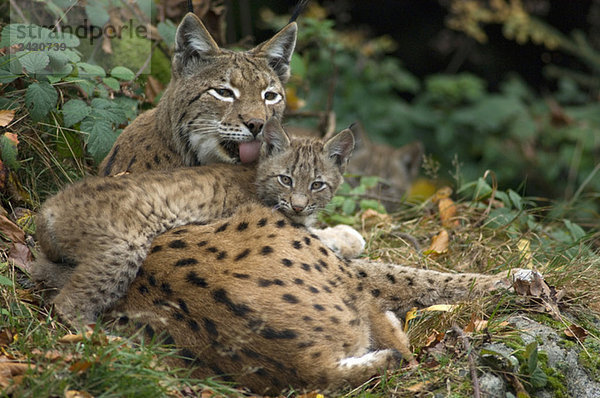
xmin=479 ymin=373 xmax=506 ymax=398
xmin=509 ymin=315 xmax=599 ymax=398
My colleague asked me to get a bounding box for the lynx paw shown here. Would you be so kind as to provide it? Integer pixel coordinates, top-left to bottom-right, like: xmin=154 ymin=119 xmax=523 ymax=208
xmin=310 ymin=225 xmax=366 ymax=259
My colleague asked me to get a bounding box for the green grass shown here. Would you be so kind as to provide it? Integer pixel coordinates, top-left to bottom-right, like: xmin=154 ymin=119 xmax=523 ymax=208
xmin=1 ymin=187 xmax=599 ymax=397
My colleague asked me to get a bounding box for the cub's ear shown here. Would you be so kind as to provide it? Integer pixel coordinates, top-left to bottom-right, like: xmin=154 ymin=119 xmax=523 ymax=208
xmin=261 ymin=118 xmax=291 ymax=157
xmin=324 ymin=129 xmax=355 ymax=171
xmin=173 ymin=13 xmax=220 ymax=76
xmin=251 ymin=22 xmax=297 ymax=83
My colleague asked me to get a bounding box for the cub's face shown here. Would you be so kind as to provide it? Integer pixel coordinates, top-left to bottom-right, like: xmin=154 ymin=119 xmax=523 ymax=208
xmin=167 ymin=13 xmax=297 ymax=166
xmin=256 ymin=120 xmax=355 ymax=225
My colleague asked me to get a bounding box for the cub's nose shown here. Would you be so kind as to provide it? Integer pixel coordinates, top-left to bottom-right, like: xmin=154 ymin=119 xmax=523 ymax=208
xmin=292 ymin=204 xmax=305 ymax=213
xmin=244 ymin=118 xmax=265 ymax=137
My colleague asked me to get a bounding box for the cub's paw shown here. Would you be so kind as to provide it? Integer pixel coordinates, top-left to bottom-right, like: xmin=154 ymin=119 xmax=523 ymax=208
xmin=310 ymin=225 xmax=365 ymax=259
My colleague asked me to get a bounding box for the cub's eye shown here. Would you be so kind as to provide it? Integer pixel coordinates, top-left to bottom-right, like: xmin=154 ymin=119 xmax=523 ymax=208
xmin=263 ymin=91 xmax=281 ymax=104
xmin=310 ymin=181 xmax=326 ymax=191
xmin=215 ymin=88 xmax=234 ymax=97
xmin=277 ymin=175 xmax=293 ymax=187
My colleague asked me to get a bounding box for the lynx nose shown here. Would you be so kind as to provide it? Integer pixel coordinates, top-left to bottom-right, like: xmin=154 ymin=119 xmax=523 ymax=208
xmin=244 ymin=118 xmax=265 ymax=137
xmin=291 ymin=194 xmax=308 ymax=213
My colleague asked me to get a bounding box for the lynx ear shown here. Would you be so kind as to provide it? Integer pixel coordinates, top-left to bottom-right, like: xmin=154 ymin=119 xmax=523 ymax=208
xmin=397 ymin=142 xmax=424 ymax=179
xmin=261 ymin=118 xmax=291 ymax=157
xmin=324 ymin=129 xmax=355 ymax=170
xmin=251 ymin=23 xmax=297 ymax=83
xmin=173 ymin=13 xmax=220 ymax=76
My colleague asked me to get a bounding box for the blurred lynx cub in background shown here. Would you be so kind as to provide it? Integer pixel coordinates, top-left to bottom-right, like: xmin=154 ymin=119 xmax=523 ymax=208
xmin=33 ymin=120 xmax=354 ymax=325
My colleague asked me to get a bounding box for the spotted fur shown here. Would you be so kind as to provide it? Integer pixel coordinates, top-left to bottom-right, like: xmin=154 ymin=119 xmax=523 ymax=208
xmin=33 ymin=120 xmax=354 ymax=325
xmin=98 ymin=13 xmax=297 ymax=176
xmin=114 ymin=204 xmax=517 ymax=394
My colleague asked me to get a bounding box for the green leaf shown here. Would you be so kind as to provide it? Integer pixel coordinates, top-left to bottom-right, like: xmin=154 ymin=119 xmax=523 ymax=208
xmin=508 ymin=189 xmax=523 ymax=211
xmin=102 ymin=77 xmax=121 ymax=91
xmin=110 ymin=66 xmax=135 ymax=81
xmin=157 ymin=20 xmax=177 ymax=48
xmin=563 ymin=219 xmax=586 ymax=241
xmin=62 ymin=99 xmax=91 ymax=127
xmin=337 ymin=182 xmax=352 ymax=195
xmin=80 ymin=117 xmax=118 ymax=164
xmin=360 ymin=176 xmax=380 ymax=189
xmin=342 ymin=198 xmax=357 ymax=215
xmin=25 ymin=82 xmax=57 ymax=121
xmin=0 ymin=134 xmax=19 ymax=169
xmin=77 ymin=62 xmax=106 ymax=77
xmin=530 ymin=366 xmax=548 ymax=388
xmin=359 ymin=199 xmax=386 ymax=213
xmin=349 ymin=185 xmax=366 ymax=195
xmin=19 ymin=51 xmax=50 ymax=74
xmin=326 ymin=213 xmax=356 ymax=225
xmin=0 ymin=274 xmax=13 ymax=287
xmin=290 ymin=53 xmax=307 ymax=79
xmin=85 ymin=3 xmax=110 ymax=27
xmin=525 ymin=341 xmax=538 ymax=374
xmin=55 ymin=130 xmax=84 ymax=159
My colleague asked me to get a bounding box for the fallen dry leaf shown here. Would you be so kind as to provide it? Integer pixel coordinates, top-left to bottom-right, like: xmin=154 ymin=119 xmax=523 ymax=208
xmin=0 ymin=329 xmax=16 ymax=347
xmin=0 ymin=110 xmax=15 ymax=127
xmin=464 ymin=317 xmax=488 ymax=333
xmin=58 ymin=331 xmax=95 ymax=344
xmin=65 ymin=390 xmax=94 ymax=398
xmin=361 ymin=208 xmax=391 ymax=229
xmin=405 ymin=381 xmax=431 ymax=393
xmin=438 ymin=197 xmax=459 ymax=228
xmin=0 ymin=213 xmax=25 ymax=244
xmin=8 ymin=242 xmax=33 ymax=273
xmin=424 ymin=229 xmax=449 ymax=255
xmin=3 ymin=132 xmax=18 ymax=146
xmin=564 ymin=324 xmax=588 ymax=342
xmin=0 ymin=361 xmax=33 ymax=389
xmin=512 ymin=269 xmax=550 ymax=297
xmin=423 ymin=329 xmax=445 ymax=349
xmin=68 ymin=360 xmax=93 ymax=374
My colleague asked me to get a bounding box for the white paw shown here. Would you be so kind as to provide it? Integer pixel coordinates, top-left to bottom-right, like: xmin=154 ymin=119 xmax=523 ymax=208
xmin=310 ymin=225 xmax=366 ymax=259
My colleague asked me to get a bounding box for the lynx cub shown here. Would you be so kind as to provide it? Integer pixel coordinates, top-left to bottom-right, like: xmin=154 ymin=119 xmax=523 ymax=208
xmin=33 ymin=119 xmax=354 ymax=324
xmin=115 ymin=203 xmax=519 ymax=394
xmin=99 ymin=13 xmax=297 ymax=176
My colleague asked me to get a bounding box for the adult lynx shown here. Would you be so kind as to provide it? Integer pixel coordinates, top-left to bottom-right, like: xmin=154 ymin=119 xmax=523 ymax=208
xmin=99 ymin=13 xmax=297 ymax=176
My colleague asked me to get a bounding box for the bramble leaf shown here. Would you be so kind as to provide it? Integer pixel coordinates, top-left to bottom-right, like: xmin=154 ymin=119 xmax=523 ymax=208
xmin=62 ymin=99 xmax=91 ymax=127
xmin=25 ymin=82 xmax=57 ymax=121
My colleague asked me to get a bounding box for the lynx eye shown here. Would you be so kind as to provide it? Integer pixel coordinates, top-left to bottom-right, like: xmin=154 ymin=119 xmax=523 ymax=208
xmin=209 ymin=87 xmax=236 ymax=102
xmin=263 ymin=91 xmax=282 ymax=105
xmin=277 ymin=175 xmax=293 ymax=187
xmin=310 ymin=181 xmax=326 ymax=191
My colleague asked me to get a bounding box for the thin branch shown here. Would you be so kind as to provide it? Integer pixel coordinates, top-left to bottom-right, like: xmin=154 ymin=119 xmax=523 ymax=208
xmin=452 ymin=324 xmax=481 ymax=398
xmin=9 ymin=0 xmax=28 ymax=23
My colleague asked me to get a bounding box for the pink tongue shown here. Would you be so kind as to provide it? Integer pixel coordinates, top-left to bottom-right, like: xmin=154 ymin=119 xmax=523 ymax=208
xmin=239 ymin=141 xmax=261 ymax=163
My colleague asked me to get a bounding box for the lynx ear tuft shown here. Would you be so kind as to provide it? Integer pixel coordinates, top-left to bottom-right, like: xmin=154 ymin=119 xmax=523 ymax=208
xmin=173 ymin=13 xmax=220 ymax=76
xmin=252 ymin=23 xmax=297 ymax=83
xmin=261 ymin=118 xmax=291 ymax=157
xmin=324 ymin=129 xmax=355 ymax=170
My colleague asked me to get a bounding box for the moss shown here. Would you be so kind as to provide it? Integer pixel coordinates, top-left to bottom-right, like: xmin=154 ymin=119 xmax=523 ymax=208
xmin=579 ymin=341 xmax=600 ymax=382
xmin=529 ymin=313 xmax=565 ymax=330
xmin=538 ymin=351 xmax=569 ymax=398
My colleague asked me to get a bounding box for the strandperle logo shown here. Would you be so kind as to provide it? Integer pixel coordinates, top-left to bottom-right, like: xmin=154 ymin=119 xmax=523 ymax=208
xmin=14 ymin=19 xmax=150 ymax=45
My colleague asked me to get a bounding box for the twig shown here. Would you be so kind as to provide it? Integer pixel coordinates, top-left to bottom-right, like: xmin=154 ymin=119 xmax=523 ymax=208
xmin=9 ymin=0 xmax=28 ymax=23
xmin=133 ymin=41 xmax=159 ymax=81
xmin=452 ymin=324 xmax=481 ymax=398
